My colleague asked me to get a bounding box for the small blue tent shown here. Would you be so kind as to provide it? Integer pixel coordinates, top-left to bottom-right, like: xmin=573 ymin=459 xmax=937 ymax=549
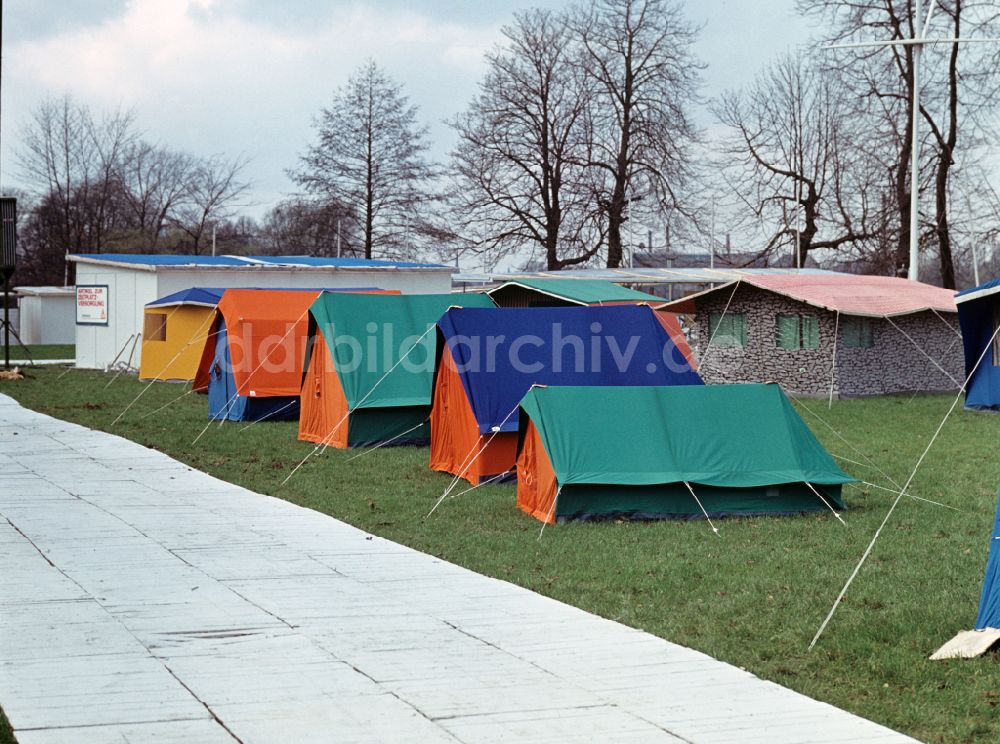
xmin=956 ymin=279 xmax=1000 ymax=410
xmin=430 ymin=305 xmax=703 ymax=483
xmin=205 ymin=317 xmax=302 ymax=421
xmin=975 ymin=490 xmax=1000 ymax=630
xmin=194 ymin=288 xmax=386 ymax=422
xmin=146 ymin=287 xmax=226 ymax=309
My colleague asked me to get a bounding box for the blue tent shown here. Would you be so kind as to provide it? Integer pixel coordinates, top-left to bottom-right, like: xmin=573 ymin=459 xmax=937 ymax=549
xmin=956 ymin=279 xmax=1000 ymax=410
xmin=975 ymin=490 xmax=1000 ymax=630
xmin=437 ymin=305 xmax=703 ymax=434
xmin=205 ymin=317 xmax=301 ymax=422
xmin=146 ymin=287 xmax=226 ymax=308
xmin=430 ymin=305 xmax=703 ymax=484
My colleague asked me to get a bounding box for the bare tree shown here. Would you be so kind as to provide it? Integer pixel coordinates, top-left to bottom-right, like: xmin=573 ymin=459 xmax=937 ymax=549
xmin=449 ymin=9 xmax=602 ymax=270
xmin=799 ymin=0 xmax=1000 ymax=287
xmin=17 ymin=95 xmax=137 ymax=274
xmin=169 ymin=154 xmax=250 ymax=255
xmin=117 ymin=142 xmax=193 ymax=247
xmin=574 ymin=0 xmax=701 ymax=268
xmin=260 ymin=198 xmax=359 ymax=257
xmin=714 ymin=53 xmax=882 ymax=267
xmin=291 ymin=60 xmax=435 ymax=260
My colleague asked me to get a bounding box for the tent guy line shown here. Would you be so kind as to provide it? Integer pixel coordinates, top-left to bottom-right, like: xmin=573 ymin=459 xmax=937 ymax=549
xmin=931 ymin=307 xmax=963 ymax=338
xmin=539 ymin=486 xmax=563 ymax=539
xmin=344 ymin=417 xmax=432 ymax=462
xmin=139 ymin=386 xmax=198 ymax=419
xmin=316 ymin=323 xmax=438 ymax=456
xmin=885 ymin=316 xmax=961 ymax=387
xmin=427 ymin=401 xmax=522 ymax=518
xmin=808 ymin=482 xmax=847 ymax=526
xmin=835 ymin=457 xmax=937 ymax=507
xmin=684 ymin=481 xmax=720 ymax=535
xmin=238 ymin=399 xmax=299 ymax=432
xmin=809 ymin=321 xmax=1000 ymax=650
xmin=111 ymin=308 xmax=220 ymax=425
xmin=445 ymin=469 xmax=513 ymax=501
xmin=107 ymin=299 xmax=193 ymax=392
xmin=791 ymin=394 xmax=905 ymax=493
xmin=282 ymin=323 xmax=438 ymax=486
xmin=196 ymin=304 xmax=314 ymax=444
xmin=695 ymin=279 xmax=741 ymax=374
xmin=852 ymin=480 xmax=962 ymax=513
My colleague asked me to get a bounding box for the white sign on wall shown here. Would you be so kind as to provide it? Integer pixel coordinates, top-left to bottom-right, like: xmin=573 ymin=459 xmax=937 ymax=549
xmin=76 ymin=285 xmax=109 ymax=325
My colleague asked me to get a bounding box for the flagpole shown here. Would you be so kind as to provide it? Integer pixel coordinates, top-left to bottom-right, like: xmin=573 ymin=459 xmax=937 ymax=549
xmin=907 ymin=0 xmax=922 ymax=281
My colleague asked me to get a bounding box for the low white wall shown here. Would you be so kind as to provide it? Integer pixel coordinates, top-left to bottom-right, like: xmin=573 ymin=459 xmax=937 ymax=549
xmin=19 ymin=296 xmax=75 ymax=345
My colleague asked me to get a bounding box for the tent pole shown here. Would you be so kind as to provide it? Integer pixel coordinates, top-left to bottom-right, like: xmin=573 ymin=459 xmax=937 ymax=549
xmin=809 ymin=323 xmax=999 ymax=650
xmin=288 ymin=323 xmax=442 ymax=489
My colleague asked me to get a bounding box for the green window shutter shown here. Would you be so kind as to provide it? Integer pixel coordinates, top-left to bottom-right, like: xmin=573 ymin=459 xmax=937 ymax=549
xmin=709 ymin=312 xmax=746 ymax=348
xmin=777 ymin=315 xmax=799 ymax=349
xmin=860 ymin=318 xmax=874 ymax=348
xmin=842 ymin=317 xmax=859 ymax=348
xmin=802 ymin=315 xmax=819 ymax=349
xmin=842 ymin=317 xmax=873 ymax=349
xmin=733 ymin=314 xmax=747 ymax=346
xmin=709 ymin=313 xmax=724 ymax=344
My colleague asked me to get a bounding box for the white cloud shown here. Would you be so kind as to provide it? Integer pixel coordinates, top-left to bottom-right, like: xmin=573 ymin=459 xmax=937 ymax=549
xmin=1 ymin=0 xmax=499 ymax=213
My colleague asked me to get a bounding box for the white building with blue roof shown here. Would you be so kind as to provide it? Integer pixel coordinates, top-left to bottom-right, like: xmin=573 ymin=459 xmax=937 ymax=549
xmin=69 ymin=253 xmax=454 ymax=371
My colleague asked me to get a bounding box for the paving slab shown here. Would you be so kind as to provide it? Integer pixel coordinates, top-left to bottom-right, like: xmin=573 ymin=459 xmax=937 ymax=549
xmin=0 ymin=393 xmax=921 ymax=743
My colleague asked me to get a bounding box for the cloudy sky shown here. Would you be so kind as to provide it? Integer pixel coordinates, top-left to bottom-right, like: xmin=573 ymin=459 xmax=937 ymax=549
xmin=0 ymin=0 xmax=815 ymax=217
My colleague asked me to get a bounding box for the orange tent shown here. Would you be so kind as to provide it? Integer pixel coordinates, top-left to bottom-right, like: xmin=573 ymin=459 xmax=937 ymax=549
xmin=429 ymin=348 xmax=519 ymax=485
xmin=299 ymin=292 xmax=495 ymax=448
xmin=193 ymin=288 xmax=395 ymax=421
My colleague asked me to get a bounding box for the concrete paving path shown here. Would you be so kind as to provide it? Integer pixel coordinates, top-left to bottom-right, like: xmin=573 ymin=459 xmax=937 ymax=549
xmin=0 ymin=394 xmax=919 ymax=744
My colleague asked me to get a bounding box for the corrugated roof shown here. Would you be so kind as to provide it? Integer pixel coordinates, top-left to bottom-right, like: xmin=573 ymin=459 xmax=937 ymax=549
xmin=69 ymin=253 xmax=449 ymax=271
xmin=454 ymin=267 xmax=845 ymax=286
xmin=662 ymin=274 xmax=957 ymax=317
xmin=14 ymin=286 xmax=75 ymax=297
xmin=488 ymin=278 xmax=664 ymax=305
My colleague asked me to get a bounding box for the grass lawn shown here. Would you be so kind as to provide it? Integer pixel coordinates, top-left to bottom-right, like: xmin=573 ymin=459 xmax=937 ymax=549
xmin=2 ymin=344 xmax=74 ymax=361
xmin=2 ymin=368 xmax=999 ymax=743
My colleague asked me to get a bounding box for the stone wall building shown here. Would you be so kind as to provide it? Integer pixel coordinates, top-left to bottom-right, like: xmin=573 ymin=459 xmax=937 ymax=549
xmin=662 ymin=275 xmax=962 ymax=398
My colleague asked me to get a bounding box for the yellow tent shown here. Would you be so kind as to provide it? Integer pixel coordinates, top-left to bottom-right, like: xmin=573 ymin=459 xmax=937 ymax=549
xmin=138 ymin=288 xmax=222 ymax=382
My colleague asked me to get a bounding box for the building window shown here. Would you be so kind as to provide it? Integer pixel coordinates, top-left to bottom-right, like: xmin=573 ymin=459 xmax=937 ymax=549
xmin=842 ymin=316 xmax=874 ymax=349
xmin=709 ymin=312 xmax=747 ymax=348
xmin=144 ymin=312 xmax=167 ymax=342
xmin=777 ymin=314 xmax=819 ymax=349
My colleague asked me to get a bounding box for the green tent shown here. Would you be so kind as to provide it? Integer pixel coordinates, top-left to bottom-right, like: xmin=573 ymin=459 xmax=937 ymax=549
xmin=299 ymin=292 xmax=494 ymax=448
xmin=488 ymin=278 xmax=664 ymax=307
xmin=516 ymin=383 xmax=852 ymax=523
